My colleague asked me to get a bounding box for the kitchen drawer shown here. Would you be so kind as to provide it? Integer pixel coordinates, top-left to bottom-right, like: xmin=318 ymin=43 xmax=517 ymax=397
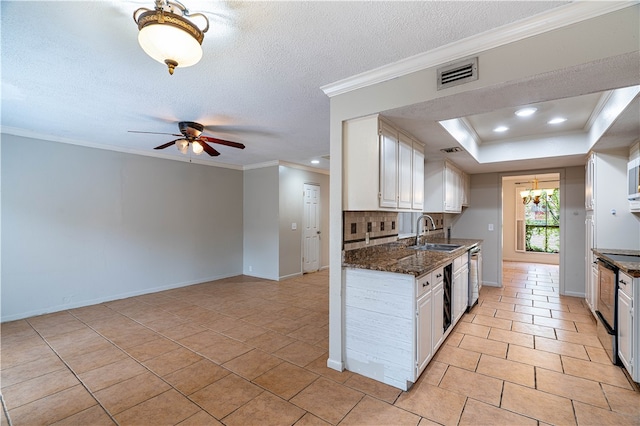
xmin=417 ymin=272 xmax=432 ymax=298
xmin=432 ymin=267 xmax=444 ymax=285
xmin=618 ymin=271 xmax=633 ymax=298
xmin=454 ymin=253 xmax=468 ymax=272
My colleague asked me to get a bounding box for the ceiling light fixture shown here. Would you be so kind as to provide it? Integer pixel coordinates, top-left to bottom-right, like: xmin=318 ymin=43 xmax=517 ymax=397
xmin=520 ymin=178 xmax=554 ymax=205
xmin=311 ymin=160 xmax=320 ymax=164
xmin=515 ymin=107 xmax=537 ymax=117
xmin=176 ymin=139 xmax=203 ymax=155
xmin=493 ymin=126 xmax=509 ymax=133
xmin=548 ymin=117 xmax=567 ymax=124
xmin=133 ymin=0 xmax=209 ymax=75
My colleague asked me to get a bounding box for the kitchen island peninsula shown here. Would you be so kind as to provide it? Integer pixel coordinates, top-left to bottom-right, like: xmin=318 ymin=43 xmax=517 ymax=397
xmin=342 ymin=237 xmax=481 ymax=390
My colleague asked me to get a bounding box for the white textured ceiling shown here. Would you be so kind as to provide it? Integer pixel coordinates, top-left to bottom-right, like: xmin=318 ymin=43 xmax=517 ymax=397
xmin=1 ymin=1 xmax=638 ymax=173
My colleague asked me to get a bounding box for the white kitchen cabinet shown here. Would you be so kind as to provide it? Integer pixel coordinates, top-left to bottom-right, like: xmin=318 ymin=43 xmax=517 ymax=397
xmin=343 ymin=114 xmax=425 ymax=211
xmin=583 ymin=151 xmax=640 ymax=314
xmin=452 ymin=253 xmax=469 ymax=324
xmin=585 ymin=213 xmax=597 ymax=314
xmin=585 ymin=153 xmax=595 ymax=210
xmin=379 ymin=124 xmax=399 ymax=208
xmin=398 ymin=132 xmax=413 ymax=209
xmin=432 ymin=268 xmax=445 ymax=352
xmin=416 ymin=274 xmax=433 ymax=374
xmin=617 ymin=270 xmax=638 ymax=383
xmin=412 ymin=142 xmax=425 ymax=211
xmin=617 ymin=280 xmax=632 ymax=375
xmin=344 ymin=263 xmax=460 ymax=390
xmin=462 ymin=171 xmax=470 ymax=207
xmin=424 ymin=160 xmax=465 ymax=213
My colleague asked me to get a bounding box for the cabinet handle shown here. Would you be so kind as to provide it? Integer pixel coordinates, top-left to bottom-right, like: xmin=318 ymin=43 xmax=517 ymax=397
xmin=620 ymin=279 xmax=627 ymax=285
xmin=436 ymin=273 xmax=442 ymax=278
xmin=423 ymin=281 xmax=430 ymax=287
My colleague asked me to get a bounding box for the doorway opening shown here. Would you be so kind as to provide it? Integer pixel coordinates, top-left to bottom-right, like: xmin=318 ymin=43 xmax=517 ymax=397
xmin=502 ymin=173 xmax=560 ymax=266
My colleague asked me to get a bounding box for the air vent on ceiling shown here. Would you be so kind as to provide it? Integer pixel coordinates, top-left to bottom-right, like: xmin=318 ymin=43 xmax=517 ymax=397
xmin=440 ymin=147 xmax=463 ymax=153
xmin=437 ymin=57 xmax=478 ymax=90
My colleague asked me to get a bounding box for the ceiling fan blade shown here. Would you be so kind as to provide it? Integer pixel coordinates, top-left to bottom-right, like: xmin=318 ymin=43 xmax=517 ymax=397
xmin=200 ymin=135 xmax=245 ymax=149
xmin=154 ymin=139 xmax=181 ymax=150
xmin=199 ymin=141 xmax=220 ymax=156
xmin=129 ymin=130 xmax=182 ymax=137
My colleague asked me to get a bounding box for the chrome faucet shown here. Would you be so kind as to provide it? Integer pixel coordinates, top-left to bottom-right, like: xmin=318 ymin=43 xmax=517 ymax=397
xmin=416 ymin=214 xmax=436 ymax=245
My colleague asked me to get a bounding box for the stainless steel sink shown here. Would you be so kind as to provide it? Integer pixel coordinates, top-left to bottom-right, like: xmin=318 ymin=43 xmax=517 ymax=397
xmin=410 ymin=243 xmax=463 ymax=253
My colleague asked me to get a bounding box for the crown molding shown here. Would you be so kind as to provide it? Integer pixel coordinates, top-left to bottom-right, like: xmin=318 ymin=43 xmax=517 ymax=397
xmin=278 ymin=160 xmax=330 ymax=175
xmin=242 ymin=160 xmax=280 ymax=170
xmin=1 ymin=128 xmax=331 ymax=173
xmin=321 ymin=1 xmax=638 ymax=98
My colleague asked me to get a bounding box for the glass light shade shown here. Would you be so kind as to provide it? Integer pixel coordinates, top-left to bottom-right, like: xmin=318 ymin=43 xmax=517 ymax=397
xmin=176 ymin=139 xmax=189 ymax=154
xmin=531 ymin=189 xmax=543 ymax=197
xmin=138 ymin=22 xmax=202 ymax=68
xmin=520 ymin=190 xmax=530 ymax=198
xmin=192 ymin=141 xmax=204 ymax=155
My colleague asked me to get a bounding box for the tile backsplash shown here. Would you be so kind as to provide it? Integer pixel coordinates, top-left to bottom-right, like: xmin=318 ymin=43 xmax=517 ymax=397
xmin=343 ymin=211 xmax=450 ymax=251
xmin=343 ymin=211 xmax=398 ymax=250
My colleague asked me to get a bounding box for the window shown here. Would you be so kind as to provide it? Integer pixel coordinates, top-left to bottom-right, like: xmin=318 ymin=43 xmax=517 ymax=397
xmin=521 ymin=188 xmax=560 ymax=253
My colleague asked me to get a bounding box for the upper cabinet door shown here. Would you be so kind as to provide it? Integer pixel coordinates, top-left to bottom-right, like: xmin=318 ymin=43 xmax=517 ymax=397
xmin=412 ymin=142 xmax=425 ymax=211
xmin=398 ymin=133 xmax=413 ymax=209
xmin=585 ymin=153 xmax=595 ymax=210
xmin=379 ymin=125 xmax=398 ymax=208
xmin=343 ymin=114 xmax=426 ymax=212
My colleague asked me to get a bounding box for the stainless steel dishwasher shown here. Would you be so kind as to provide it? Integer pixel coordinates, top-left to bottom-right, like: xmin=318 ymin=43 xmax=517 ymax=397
xmin=468 ymin=245 xmax=481 ymax=310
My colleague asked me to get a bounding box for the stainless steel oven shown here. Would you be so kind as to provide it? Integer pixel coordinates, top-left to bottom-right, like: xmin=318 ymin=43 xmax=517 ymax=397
xmin=596 ymin=258 xmax=618 ymax=364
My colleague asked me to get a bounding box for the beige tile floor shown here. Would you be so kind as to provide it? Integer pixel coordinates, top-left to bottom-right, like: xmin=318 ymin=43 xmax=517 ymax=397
xmin=2 ymin=263 xmax=639 ymax=425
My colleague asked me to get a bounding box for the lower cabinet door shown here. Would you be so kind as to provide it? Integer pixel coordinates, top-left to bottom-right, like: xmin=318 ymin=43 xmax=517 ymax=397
xmin=618 ymin=290 xmax=633 ymax=375
xmin=432 ymin=283 xmax=444 ymax=351
xmin=417 ymin=291 xmax=433 ymax=374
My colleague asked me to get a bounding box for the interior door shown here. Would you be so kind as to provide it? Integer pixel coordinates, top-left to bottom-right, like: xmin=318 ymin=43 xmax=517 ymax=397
xmin=303 ymin=183 xmax=320 ymax=273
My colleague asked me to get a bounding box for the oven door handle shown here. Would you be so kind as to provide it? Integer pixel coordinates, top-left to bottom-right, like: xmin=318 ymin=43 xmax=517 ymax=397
xmin=596 ymin=310 xmax=615 ymax=335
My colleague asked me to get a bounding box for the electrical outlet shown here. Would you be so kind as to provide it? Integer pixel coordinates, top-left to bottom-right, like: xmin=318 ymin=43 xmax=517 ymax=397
xmin=488 ymin=224 xmax=494 ymax=231
xmin=249 ymin=266 xmax=253 ymax=272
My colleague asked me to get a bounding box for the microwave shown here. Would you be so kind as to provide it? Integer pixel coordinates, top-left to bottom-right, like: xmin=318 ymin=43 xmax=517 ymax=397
xmin=629 ymin=157 xmax=640 ymax=201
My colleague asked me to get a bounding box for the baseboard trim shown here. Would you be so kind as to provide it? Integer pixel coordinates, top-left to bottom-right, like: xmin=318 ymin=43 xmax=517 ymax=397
xmin=326 ymin=357 xmax=344 ymax=372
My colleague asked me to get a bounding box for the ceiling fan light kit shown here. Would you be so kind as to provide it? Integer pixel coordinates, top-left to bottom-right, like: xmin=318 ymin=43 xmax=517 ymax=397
xmin=133 ymin=0 xmax=209 ymax=75
xmin=129 ymin=121 xmax=246 ymax=158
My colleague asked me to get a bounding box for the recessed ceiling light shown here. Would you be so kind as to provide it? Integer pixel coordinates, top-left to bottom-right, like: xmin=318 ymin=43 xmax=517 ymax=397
xmin=311 ymin=159 xmax=320 ymax=164
xmin=515 ymin=107 xmax=537 ymax=117
xmin=493 ymin=126 xmax=509 ymax=133
xmin=548 ymin=117 xmax=567 ymax=124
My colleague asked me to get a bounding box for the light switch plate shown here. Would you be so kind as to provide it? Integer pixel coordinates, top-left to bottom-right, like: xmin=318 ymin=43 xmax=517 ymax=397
xmin=291 ymin=223 xmax=297 ymax=230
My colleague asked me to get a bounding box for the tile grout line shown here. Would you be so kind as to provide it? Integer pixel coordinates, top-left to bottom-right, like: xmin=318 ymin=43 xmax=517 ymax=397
xmin=65 ymin=282 xmax=352 ymax=424
xmin=63 ymin=306 xmax=233 ymax=422
xmin=22 ymin=316 xmax=120 ymax=426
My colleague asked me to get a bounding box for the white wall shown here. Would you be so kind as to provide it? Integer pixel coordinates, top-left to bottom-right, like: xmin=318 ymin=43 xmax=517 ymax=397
xmin=450 ymin=173 xmax=502 ymax=287
xmin=592 ymin=150 xmax=640 ymax=250
xmin=243 ymin=166 xmax=280 ymax=280
xmin=1 ymin=134 xmax=244 ymax=321
xmin=561 ymin=166 xmax=587 ymax=297
xmin=278 ymin=165 xmax=330 ymax=279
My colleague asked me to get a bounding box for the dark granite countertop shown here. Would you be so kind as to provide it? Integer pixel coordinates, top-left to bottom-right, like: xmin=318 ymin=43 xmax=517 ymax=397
xmin=342 ymin=237 xmax=482 ymax=277
xmin=593 ymin=249 xmax=640 ymax=278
